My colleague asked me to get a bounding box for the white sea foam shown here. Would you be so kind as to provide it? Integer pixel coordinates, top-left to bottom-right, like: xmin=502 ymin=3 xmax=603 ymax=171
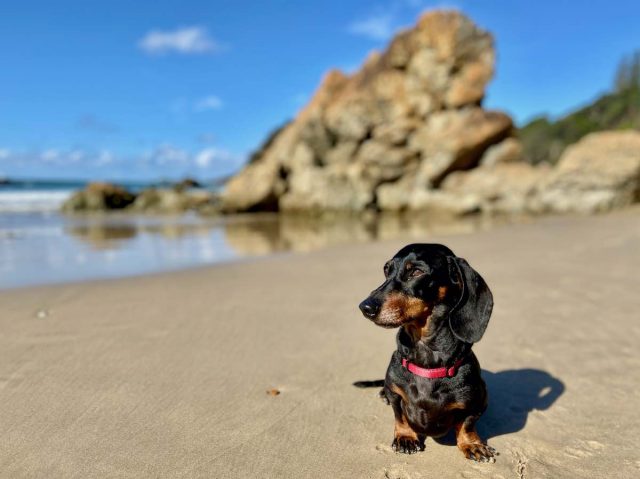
xmin=0 ymin=190 xmax=73 ymax=212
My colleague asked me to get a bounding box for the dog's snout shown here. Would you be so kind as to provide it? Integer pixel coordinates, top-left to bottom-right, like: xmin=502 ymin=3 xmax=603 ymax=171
xmin=359 ymin=298 xmax=381 ymax=319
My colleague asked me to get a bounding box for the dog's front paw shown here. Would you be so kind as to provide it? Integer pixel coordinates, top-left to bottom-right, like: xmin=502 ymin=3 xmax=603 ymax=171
xmin=378 ymin=388 xmax=390 ymax=405
xmin=392 ymin=436 xmax=423 ymax=454
xmin=459 ymin=442 xmax=496 ymax=462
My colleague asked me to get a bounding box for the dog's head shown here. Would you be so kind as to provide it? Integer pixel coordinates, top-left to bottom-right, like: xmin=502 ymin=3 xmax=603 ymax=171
xmin=358 ymin=243 xmax=493 ymax=344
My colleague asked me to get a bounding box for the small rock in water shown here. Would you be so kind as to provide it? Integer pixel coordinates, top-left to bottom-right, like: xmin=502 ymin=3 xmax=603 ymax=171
xmin=35 ymin=309 xmax=49 ymax=319
xmin=266 ymin=388 xmax=281 ymax=396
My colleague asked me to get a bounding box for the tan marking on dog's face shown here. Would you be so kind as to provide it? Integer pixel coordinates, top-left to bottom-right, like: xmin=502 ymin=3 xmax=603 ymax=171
xmin=438 ymin=286 xmax=448 ymax=301
xmin=375 ymin=293 xmax=431 ymax=329
xmin=404 ymin=314 xmax=430 ymax=343
xmin=445 ymin=401 xmax=466 ymax=412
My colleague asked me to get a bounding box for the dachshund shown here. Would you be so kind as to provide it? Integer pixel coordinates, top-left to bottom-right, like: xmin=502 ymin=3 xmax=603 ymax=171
xmin=357 ymin=243 xmax=495 ymax=462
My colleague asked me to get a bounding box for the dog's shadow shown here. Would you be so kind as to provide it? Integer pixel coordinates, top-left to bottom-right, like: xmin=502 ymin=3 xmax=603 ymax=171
xmin=436 ymin=368 xmax=565 ymax=445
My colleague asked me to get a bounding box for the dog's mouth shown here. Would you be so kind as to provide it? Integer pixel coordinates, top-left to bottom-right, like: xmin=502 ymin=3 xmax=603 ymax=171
xmin=371 ymin=306 xmax=407 ymax=328
xmin=368 ymin=293 xmax=431 ymax=329
xmin=372 ymin=316 xmax=406 ymax=329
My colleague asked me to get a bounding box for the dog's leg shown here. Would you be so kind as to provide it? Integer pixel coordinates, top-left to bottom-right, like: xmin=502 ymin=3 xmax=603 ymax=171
xmin=388 ymin=384 xmax=423 ymax=454
xmin=454 ymin=415 xmax=495 ymax=462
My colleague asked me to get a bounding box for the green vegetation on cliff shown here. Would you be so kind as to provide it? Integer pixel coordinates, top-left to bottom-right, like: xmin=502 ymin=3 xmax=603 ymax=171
xmin=520 ymin=50 xmax=640 ymax=165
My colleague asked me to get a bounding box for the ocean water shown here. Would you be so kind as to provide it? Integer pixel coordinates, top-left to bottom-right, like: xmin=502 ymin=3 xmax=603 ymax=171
xmin=0 ymin=179 xmax=155 ymax=213
xmin=0 ymin=180 xmax=80 ymax=212
xmin=0 ymin=180 xmax=239 ymax=289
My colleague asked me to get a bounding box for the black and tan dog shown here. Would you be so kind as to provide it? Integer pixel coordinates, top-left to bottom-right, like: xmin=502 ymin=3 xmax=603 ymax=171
xmin=357 ymin=243 xmax=495 ymax=461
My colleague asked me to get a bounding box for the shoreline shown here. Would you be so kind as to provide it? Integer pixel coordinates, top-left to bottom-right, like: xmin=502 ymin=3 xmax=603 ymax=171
xmin=0 ymin=208 xmax=534 ymax=290
xmin=1 ymin=209 xmax=639 ymax=477
xmin=2 ymin=206 xmax=633 ymax=290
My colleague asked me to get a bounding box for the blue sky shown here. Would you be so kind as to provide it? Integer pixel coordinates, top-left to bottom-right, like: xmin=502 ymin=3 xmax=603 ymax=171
xmin=1 ymin=0 xmax=638 ymax=181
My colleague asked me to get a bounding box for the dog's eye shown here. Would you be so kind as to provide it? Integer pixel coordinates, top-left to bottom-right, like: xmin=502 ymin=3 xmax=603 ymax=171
xmin=409 ymin=268 xmax=425 ymax=278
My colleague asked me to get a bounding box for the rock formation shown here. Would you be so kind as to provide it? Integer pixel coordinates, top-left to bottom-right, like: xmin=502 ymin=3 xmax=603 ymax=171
xmin=61 ymin=7 xmax=640 ymax=220
xmin=62 ymin=182 xmax=136 ymax=212
xmin=222 ymin=11 xmax=517 ymax=213
xmin=532 ymin=131 xmax=640 ymax=213
xmin=61 ymin=182 xmax=220 ymax=214
xmin=222 ymin=9 xmax=640 ymax=217
xmin=433 ymin=130 xmax=640 ymax=215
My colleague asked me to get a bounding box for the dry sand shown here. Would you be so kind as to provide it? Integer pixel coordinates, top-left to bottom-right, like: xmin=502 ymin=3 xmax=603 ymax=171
xmin=1 ymin=210 xmax=639 ymax=478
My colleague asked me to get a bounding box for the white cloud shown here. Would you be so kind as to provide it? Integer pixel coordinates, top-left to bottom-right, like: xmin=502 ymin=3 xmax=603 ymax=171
xmin=194 ymin=147 xmax=234 ymax=168
xmin=30 ymin=148 xmax=116 ymax=167
xmin=67 ymin=150 xmax=86 ymax=163
xmin=2 ymin=144 xmax=243 ymax=178
xmin=138 ymin=27 xmax=219 ymax=55
xmin=194 ymin=149 xmax=216 ymax=168
xmin=144 ymin=144 xmax=190 ymax=166
xmin=95 ymin=150 xmax=114 ymax=166
xmin=348 ymin=13 xmax=395 ymax=41
xmin=194 ymin=95 xmax=223 ymax=111
xmin=41 ymin=149 xmax=60 ymax=162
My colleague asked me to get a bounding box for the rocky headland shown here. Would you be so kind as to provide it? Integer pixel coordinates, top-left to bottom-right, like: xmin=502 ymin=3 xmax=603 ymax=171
xmin=62 ymin=10 xmax=640 ymax=218
xmin=222 ymin=11 xmax=640 ymax=217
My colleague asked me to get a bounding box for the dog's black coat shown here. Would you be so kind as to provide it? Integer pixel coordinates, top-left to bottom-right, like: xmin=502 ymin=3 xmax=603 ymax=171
xmin=358 ymin=243 xmax=495 ymax=461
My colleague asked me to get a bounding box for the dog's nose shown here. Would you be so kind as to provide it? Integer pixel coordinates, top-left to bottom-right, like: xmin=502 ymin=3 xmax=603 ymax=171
xmin=359 ymin=298 xmax=381 ymax=319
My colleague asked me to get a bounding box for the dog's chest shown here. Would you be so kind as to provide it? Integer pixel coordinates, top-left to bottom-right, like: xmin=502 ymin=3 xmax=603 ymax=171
xmin=404 ymin=381 xmax=459 ymax=435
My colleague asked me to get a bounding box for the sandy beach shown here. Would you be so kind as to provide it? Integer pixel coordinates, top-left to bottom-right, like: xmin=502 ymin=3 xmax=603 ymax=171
xmin=1 ymin=209 xmax=639 ymax=478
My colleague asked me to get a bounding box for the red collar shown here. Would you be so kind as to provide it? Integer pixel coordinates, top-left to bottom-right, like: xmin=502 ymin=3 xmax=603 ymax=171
xmin=401 ymin=356 xmax=466 ymax=379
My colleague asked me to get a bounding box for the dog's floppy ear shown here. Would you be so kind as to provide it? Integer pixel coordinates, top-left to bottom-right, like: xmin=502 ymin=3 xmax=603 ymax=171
xmin=446 ymin=256 xmax=493 ymax=343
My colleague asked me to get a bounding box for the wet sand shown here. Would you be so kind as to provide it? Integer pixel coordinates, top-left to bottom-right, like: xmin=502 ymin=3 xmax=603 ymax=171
xmin=0 ymin=210 xmax=522 ymax=289
xmin=1 ymin=209 xmax=639 ymax=478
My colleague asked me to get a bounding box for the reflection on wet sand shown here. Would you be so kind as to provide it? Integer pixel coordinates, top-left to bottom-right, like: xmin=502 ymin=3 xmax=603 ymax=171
xmin=65 ymin=212 xmax=530 ymax=256
xmin=1 ymin=211 xmax=534 ymax=289
xmin=222 ymin=212 xmax=529 ymax=256
xmin=64 ymin=215 xmax=222 ymax=250
xmin=65 ymin=224 xmax=137 ymax=248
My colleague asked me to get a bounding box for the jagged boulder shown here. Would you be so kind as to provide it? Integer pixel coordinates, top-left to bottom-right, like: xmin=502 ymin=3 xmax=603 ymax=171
xmin=61 ymin=182 xmax=136 ymax=212
xmin=479 ymin=137 xmax=523 ymax=167
xmin=531 ymin=131 xmax=640 ymax=213
xmin=438 ymin=162 xmax=550 ymax=214
xmin=131 ymin=188 xmax=220 ymax=214
xmin=174 ymin=178 xmax=201 ymax=192
xmin=62 ymin=182 xmax=220 ymax=214
xmin=222 ymin=10 xmax=515 ymax=213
